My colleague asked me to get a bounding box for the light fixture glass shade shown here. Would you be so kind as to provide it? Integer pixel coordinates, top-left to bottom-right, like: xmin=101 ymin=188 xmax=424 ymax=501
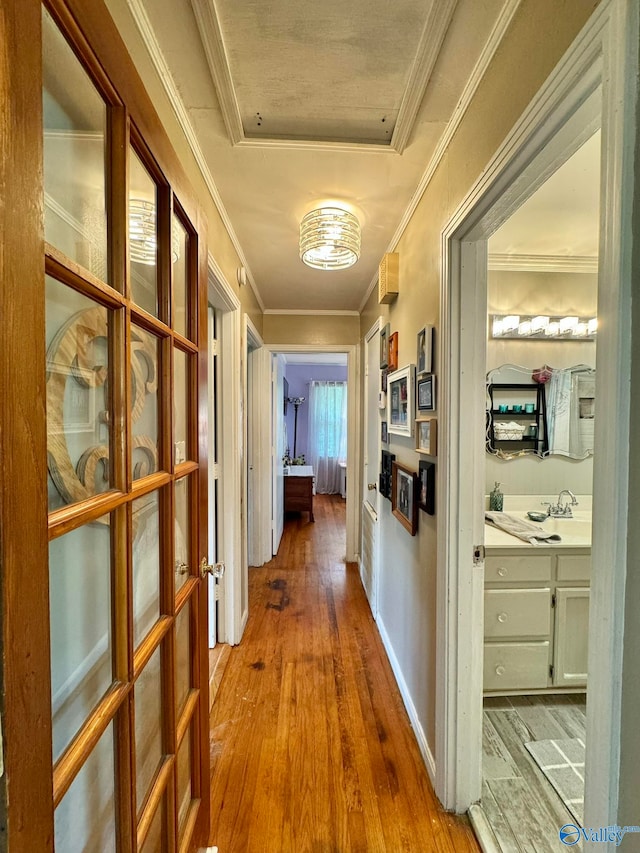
xmin=129 ymin=198 xmax=181 ymax=266
xmin=299 ymin=207 xmax=360 ymax=270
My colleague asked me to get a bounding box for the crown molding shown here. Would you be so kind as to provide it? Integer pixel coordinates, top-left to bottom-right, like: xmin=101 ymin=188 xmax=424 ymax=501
xmin=190 ymin=0 xmax=244 ymax=145
xmin=391 ymin=0 xmax=458 ymax=154
xmin=488 ymin=253 xmax=598 ymax=273
xmin=359 ymin=0 xmax=522 ymax=311
xmin=263 ymin=309 xmax=360 ymax=316
xmin=125 ymin=0 xmax=266 ymax=313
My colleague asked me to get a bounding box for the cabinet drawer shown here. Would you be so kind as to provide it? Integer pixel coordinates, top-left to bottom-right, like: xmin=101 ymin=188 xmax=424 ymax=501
xmin=557 ymin=554 xmax=591 ymax=581
xmin=485 ymin=554 xmax=551 ymax=583
xmin=484 ymin=589 xmax=550 ymax=639
xmin=484 ymin=642 xmax=550 ymax=691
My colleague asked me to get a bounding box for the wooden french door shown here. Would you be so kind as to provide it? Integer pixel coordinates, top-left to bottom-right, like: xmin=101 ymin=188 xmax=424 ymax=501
xmin=1 ymin=1 xmax=210 ymax=850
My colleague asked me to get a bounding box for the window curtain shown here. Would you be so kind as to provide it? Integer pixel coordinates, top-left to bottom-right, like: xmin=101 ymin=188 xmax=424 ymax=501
xmin=308 ymin=381 xmax=347 ymax=494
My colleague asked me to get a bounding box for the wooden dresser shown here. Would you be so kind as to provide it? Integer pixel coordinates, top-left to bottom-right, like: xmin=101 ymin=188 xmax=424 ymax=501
xmin=284 ymin=475 xmax=314 ymax=521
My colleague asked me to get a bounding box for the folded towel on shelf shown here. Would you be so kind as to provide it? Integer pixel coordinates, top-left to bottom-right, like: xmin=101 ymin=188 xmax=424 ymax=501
xmin=485 ymin=511 xmax=562 ymax=545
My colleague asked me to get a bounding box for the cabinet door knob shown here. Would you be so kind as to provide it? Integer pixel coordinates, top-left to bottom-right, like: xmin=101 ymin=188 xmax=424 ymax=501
xmin=497 ymin=612 xmax=508 ymax=623
xmin=497 ymin=566 xmax=507 ymax=577
xmin=495 ymin=665 xmax=506 ymax=676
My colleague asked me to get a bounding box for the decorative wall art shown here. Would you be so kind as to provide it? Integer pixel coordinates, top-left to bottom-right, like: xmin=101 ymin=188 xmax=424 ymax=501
xmin=416 ymin=325 xmax=433 ymax=375
xmin=381 ymin=421 xmax=388 ymax=443
xmin=415 ymin=418 xmax=437 ymax=456
xmin=391 ymin=461 xmax=418 ymax=535
xmin=388 ymin=331 xmax=399 ymax=371
xmin=418 ymin=460 xmax=435 ymax=515
xmin=380 ymin=449 xmax=395 ymax=499
xmin=387 ymin=364 xmax=415 ymax=437
xmin=417 ymin=374 xmax=436 ymax=412
xmin=380 ymin=323 xmax=390 ymax=369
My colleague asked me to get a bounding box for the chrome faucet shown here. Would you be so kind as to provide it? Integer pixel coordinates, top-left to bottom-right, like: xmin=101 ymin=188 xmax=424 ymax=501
xmin=542 ymin=489 xmax=579 ymax=518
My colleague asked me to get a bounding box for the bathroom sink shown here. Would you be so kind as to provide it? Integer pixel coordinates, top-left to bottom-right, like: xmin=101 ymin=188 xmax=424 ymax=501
xmin=521 ymin=514 xmax=591 ymax=545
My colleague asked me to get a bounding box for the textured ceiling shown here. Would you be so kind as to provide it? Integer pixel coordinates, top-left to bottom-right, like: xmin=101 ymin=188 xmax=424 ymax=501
xmin=116 ymin=0 xmax=516 ymax=310
xmin=211 ymin=0 xmax=438 ymax=144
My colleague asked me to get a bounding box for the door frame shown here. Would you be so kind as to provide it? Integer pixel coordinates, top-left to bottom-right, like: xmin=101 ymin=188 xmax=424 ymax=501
xmin=242 ymin=315 xmax=266 ymax=570
xmin=262 ymin=344 xmax=361 ymax=562
xmin=362 ymin=317 xmax=382 ymax=617
xmin=437 ymin=0 xmax=637 ymax=833
xmin=207 ymin=256 xmax=246 ymax=644
xmin=246 ymin=344 xmax=273 ymax=567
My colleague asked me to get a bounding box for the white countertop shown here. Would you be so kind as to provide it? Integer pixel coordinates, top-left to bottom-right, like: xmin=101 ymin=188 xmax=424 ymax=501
xmin=485 ymin=494 xmax=592 ymax=550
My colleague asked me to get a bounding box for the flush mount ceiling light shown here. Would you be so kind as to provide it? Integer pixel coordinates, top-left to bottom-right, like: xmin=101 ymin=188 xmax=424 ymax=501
xmin=129 ymin=198 xmax=181 ymax=266
xmin=299 ymin=207 xmax=360 ymax=270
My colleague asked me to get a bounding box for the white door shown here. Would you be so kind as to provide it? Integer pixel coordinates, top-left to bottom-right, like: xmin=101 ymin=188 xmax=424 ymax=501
xmin=272 ymin=354 xmax=285 ymax=555
xmin=208 ymin=306 xmax=220 ymax=647
xmin=361 ymin=321 xmax=381 ymax=613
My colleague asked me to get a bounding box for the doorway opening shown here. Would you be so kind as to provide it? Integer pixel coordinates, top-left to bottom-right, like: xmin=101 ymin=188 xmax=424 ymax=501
xmin=438 ymin=0 xmax=635 ymax=838
xmin=480 ymin=130 xmax=600 ymax=848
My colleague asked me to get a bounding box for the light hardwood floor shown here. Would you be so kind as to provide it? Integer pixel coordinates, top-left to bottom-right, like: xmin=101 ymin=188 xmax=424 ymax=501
xmin=482 ymin=694 xmax=587 ymax=852
xmin=208 ymin=494 xmax=479 ymax=852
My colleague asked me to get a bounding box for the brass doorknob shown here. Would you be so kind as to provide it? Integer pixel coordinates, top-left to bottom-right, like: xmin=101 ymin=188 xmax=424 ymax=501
xmin=367 ymin=482 xmax=377 ymax=491
xmin=175 ymin=561 xmax=189 ymax=575
xmin=200 ymin=557 xmax=225 ymax=579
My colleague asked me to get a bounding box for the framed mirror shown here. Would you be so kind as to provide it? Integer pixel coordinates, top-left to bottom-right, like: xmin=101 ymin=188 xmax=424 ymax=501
xmin=486 ymin=363 xmax=595 ymax=459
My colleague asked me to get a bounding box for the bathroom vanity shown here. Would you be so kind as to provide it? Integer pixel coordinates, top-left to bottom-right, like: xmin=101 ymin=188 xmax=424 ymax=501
xmin=483 ymin=498 xmax=591 ymax=696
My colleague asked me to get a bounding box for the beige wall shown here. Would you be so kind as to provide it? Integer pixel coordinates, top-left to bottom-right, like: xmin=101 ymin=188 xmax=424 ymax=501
xmin=263 ymin=313 xmax=360 ymax=346
xmin=360 ymin=0 xmax=601 ymax=755
xmin=104 ymin=0 xmax=264 ymax=337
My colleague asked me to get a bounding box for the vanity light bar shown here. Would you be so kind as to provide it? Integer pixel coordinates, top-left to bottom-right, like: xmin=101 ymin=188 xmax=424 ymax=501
xmin=491 ymin=314 xmax=597 ymax=340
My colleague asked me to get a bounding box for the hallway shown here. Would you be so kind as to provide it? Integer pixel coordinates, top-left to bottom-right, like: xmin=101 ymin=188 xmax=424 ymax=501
xmin=208 ymin=495 xmax=479 ymax=852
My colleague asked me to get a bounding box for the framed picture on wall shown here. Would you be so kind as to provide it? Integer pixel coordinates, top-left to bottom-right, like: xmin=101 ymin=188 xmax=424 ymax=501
xmin=416 ymin=326 xmax=433 ymax=375
xmin=417 ymin=374 xmax=436 ymax=411
xmin=380 ymin=323 xmax=390 ymax=368
xmin=381 ymin=421 xmax=388 ymax=443
xmin=391 ymin=461 xmax=418 ymax=535
xmin=380 ymin=449 xmax=395 ymax=499
xmin=381 ymin=368 xmax=388 ymax=393
xmin=418 ymin=460 xmax=435 ymax=515
xmin=388 ymin=331 xmax=399 ymax=371
xmin=415 ymin=417 xmax=437 ymax=455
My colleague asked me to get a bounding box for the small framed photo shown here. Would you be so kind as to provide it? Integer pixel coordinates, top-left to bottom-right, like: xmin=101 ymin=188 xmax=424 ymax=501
xmin=417 ymin=374 xmax=436 ymax=412
xmin=381 ymin=421 xmax=388 ymax=443
xmin=391 ymin=461 xmax=418 ymax=535
xmin=380 ymin=323 xmax=390 ymax=369
xmin=415 ymin=418 xmax=437 ymax=456
xmin=418 ymin=460 xmax=435 ymax=515
xmin=379 ymin=449 xmax=396 ymax=500
xmin=416 ymin=326 xmax=433 ymax=375
xmin=388 ymin=331 xmax=399 ymax=371
xmin=381 ymin=368 xmax=388 ymax=393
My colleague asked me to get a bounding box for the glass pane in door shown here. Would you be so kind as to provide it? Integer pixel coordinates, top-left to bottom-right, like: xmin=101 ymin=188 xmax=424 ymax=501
xmin=42 ymin=8 xmax=108 ymax=282
xmin=54 ymin=721 xmax=116 ymax=853
xmin=129 ymin=149 xmax=158 ymax=316
xmin=177 ymin=726 xmax=193 ymax=837
xmin=49 ymin=515 xmax=113 ymax=762
xmin=46 ymin=276 xmax=111 ymax=512
xmin=133 ymin=491 xmax=161 ymax=647
xmin=134 ymin=646 xmax=163 ymax=811
xmin=175 ymin=600 xmax=191 ymax=715
xmin=131 ymin=324 xmax=160 ymax=479
xmin=172 ymin=214 xmax=189 ymax=338
xmin=140 ymin=799 xmax=164 ymax=853
xmin=173 ymin=347 xmax=189 ymax=464
xmin=174 ymin=476 xmax=191 ymax=593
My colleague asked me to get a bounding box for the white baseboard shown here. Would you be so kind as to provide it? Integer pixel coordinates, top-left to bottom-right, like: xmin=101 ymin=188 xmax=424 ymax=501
xmin=376 ymin=615 xmax=437 ymax=785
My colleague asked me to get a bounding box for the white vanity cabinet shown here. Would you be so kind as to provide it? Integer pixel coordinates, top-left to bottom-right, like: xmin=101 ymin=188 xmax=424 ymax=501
xmin=483 ymin=548 xmax=590 ymax=695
